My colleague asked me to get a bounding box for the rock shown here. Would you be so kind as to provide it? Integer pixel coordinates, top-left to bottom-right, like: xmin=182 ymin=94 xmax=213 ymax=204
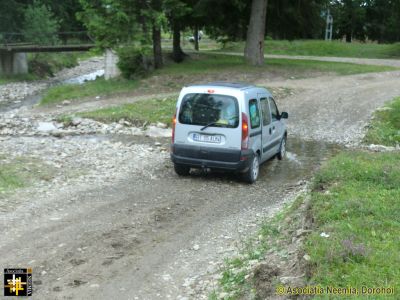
xmin=296 ymin=229 xmax=312 ymax=238
xmin=303 ymin=254 xmax=311 ymax=261
xmin=375 ymin=106 xmax=392 ymax=112
xmin=71 ymin=117 xmax=83 ymax=126
xmin=156 ymin=122 xmax=168 ymax=129
xmin=62 ymin=100 xmax=71 ymax=106
xmin=280 ymin=275 xmax=304 ymax=285
xmin=51 ymin=130 xmax=63 ymax=138
xmin=154 ymin=142 xmax=162 ymax=147
xmin=193 ymin=244 xmax=200 ymax=251
xmin=37 ymin=122 xmax=57 ymax=132
xmin=320 ymin=232 xmax=330 ymax=238
xmin=367 ymin=144 xmax=396 ymax=152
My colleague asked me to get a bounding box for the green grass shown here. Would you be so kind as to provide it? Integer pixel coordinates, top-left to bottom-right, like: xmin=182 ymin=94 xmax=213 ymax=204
xmin=0 ymin=156 xmax=56 ymax=194
xmin=157 ymin=54 xmax=396 ymax=76
xmin=41 ymin=54 xmax=396 ymax=106
xmin=40 ymin=78 xmax=139 ymax=105
xmin=210 ymin=151 xmax=400 ymax=299
xmin=206 ymin=196 xmax=305 ymax=299
xmin=76 ymin=96 xmax=177 ymax=126
xmin=0 ymin=73 xmax=38 ymax=84
xmin=364 ymin=97 xmax=400 ymax=146
xmin=220 ymin=40 xmax=400 ymax=59
xmin=306 ymin=152 xmax=400 ymax=299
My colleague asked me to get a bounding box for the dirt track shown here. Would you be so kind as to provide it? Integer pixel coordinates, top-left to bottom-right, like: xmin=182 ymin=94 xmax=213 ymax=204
xmin=1 ymin=57 xmax=400 ymax=299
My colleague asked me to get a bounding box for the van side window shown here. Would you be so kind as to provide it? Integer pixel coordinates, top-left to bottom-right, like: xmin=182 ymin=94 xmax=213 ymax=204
xmin=269 ymin=98 xmax=279 ymax=121
xmin=260 ymin=97 xmax=271 ymax=125
xmin=249 ymin=99 xmax=260 ymax=128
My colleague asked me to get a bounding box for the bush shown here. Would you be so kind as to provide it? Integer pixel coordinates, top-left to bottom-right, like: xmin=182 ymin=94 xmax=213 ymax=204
xmin=22 ymin=0 xmax=60 ymax=46
xmin=28 ymin=53 xmax=78 ymax=77
xmin=117 ymin=46 xmax=153 ymax=79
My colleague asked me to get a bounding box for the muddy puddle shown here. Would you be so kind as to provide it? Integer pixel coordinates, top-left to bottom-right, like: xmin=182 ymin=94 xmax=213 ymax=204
xmin=67 ymin=134 xmax=342 ymax=182
xmin=257 ymin=137 xmax=342 ymax=182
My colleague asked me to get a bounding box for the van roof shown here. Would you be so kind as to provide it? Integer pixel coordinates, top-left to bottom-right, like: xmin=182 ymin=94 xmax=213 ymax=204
xmin=186 ymin=82 xmax=255 ymax=90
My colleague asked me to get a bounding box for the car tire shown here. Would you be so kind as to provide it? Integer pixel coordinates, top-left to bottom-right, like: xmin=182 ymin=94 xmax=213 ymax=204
xmin=243 ymin=154 xmax=259 ymax=184
xmin=277 ymin=135 xmax=287 ymax=160
xmin=174 ymin=163 xmax=190 ymax=176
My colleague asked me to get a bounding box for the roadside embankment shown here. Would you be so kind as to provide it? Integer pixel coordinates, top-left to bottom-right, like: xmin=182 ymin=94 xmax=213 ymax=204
xmin=210 ymin=96 xmax=400 ymax=300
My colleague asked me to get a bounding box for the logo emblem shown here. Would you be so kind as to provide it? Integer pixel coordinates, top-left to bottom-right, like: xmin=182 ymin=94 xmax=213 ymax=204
xmin=4 ymin=268 xmax=32 ymax=296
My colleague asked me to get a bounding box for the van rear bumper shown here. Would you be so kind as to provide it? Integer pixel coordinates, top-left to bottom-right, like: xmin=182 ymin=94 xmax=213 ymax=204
xmin=170 ymin=144 xmax=253 ymax=171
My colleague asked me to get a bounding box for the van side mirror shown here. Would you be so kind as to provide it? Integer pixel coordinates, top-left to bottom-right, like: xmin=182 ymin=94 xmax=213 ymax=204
xmin=280 ymin=112 xmax=289 ymax=119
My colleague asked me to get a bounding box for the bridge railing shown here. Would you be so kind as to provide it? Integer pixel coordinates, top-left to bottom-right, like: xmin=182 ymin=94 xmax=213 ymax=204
xmin=0 ymin=32 xmax=94 ymax=47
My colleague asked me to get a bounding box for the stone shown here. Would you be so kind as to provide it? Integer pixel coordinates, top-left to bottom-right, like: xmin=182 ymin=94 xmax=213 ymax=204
xmin=367 ymin=144 xmax=396 ymax=152
xmin=37 ymin=122 xmax=57 ymax=132
xmin=156 ymin=122 xmax=168 ymax=129
xmin=71 ymin=117 xmax=83 ymax=126
xmin=193 ymin=244 xmax=200 ymax=251
xmin=296 ymin=229 xmax=312 ymax=237
xmin=62 ymin=100 xmax=71 ymax=106
xmin=320 ymin=232 xmax=330 ymax=238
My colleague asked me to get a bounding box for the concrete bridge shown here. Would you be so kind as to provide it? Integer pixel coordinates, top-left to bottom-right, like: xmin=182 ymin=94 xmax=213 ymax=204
xmin=0 ymin=32 xmax=96 ymax=76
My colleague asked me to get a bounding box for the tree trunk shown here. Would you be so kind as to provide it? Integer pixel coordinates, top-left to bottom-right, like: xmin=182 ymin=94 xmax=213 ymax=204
xmin=194 ymin=25 xmax=199 ymax=51
xmin=244 ymin=0 xmax=268 ymax=66
xmin=152 ymin=25 xmax=163 ymax=69
xmin=345 ymin=31 xmax=352 ymax=43
xmin=172 ymin=21 xmax=185 ymax=62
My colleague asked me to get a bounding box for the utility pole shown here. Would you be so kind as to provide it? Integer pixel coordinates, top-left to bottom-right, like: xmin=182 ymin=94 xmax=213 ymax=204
xmin=325 ymin=8 xmax=333 ymax=41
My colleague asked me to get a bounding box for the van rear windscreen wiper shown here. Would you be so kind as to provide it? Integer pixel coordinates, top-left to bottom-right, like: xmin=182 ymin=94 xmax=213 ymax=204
xmin=200 ymin=122 xmax=221 ymax=131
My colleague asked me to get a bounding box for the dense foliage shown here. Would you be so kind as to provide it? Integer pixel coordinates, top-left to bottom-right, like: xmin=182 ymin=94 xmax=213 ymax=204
xmin=1 ymin=0 xmax=399 ymax=71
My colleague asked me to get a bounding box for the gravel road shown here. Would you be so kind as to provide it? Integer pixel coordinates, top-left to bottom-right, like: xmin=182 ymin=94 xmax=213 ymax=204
xmin=1 ymin=56 xmax=399 ymax=299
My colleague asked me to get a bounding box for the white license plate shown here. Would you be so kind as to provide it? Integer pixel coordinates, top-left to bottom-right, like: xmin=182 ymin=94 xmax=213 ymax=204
xmin=192 ymin=133 xmax=221 ymax=143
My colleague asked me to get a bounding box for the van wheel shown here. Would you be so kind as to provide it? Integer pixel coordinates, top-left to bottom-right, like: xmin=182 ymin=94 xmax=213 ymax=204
xmin=174 ymin=163 xmax=190 ymax=176
xmin=277 ymin=136 xmax=286 ymax=160
xmin=243 ymin=154 xmax=259 ymax=184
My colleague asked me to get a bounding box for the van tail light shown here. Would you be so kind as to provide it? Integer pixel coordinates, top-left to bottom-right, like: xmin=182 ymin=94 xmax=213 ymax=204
xmin=241 ymin=112 xmax=249 ymax=150
xmin=172 ymin=110 xmax=177 ymax=143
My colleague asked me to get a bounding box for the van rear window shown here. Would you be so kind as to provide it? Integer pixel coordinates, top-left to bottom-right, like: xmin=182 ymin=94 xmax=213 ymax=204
xmin=178 ymin=93 xmax=239 ymax=128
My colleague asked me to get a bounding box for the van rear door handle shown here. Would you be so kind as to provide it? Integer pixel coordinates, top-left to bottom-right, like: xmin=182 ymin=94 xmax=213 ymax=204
xmin=269 ymin=128 xmax=272 ymax=135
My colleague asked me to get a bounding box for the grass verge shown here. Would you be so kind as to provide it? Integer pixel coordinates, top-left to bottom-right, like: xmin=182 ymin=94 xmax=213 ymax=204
xmin=208 ymin=195 xmax=308 ymax=299
xmin=364 ymin=96 xmax=400 ymax=146
xmin=210 ymin=98 xmax=400 ymax=299
xmin=41 ymin=54 xmax=395 ymax=106
xmin=0 ymin=155 xmax=56 ymax=195
xmin=40 ymin=78 xmax=139 ymax=106
xmin=157 ymin=54 xmax=396 ymax=76
xmin=210 ymin=151 xmax=400 ymax=299
xmin=76 ymin=96 xmax=177 ymax=126
xmin=221 ymin=40 xmax=400 ymax=59
xmin=0 ymin=74 xmax=38 ymax=84
xmin=304 ymin=151 xmax=400 ymax=299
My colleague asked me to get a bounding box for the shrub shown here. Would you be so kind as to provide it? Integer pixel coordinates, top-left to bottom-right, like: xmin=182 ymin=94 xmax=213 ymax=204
xmin=28 ymin=53 xmax=78 ymax=77
xmin=117 ymin=46 xmax=153 ymax=79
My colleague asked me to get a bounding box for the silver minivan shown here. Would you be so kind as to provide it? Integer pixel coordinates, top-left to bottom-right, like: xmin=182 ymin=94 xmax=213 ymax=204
xmin=170 ymin=82 xmax=288 ymax=183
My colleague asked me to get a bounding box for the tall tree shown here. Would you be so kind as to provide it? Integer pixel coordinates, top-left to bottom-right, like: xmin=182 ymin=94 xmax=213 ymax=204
xmin=245 ymin=0 xmax=268 ymax=66
xmin=365 ymin=0 xmax=400 ymax=43
xmin=331 ymin=0 xmax=366 ymax=42
xmin=151 ymin=0 xmax=164 ymax=68
xmin=22 ymin=0 xmax=60 ymax=45
xmin=164 ymin=0 xmax=191 ymax=62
